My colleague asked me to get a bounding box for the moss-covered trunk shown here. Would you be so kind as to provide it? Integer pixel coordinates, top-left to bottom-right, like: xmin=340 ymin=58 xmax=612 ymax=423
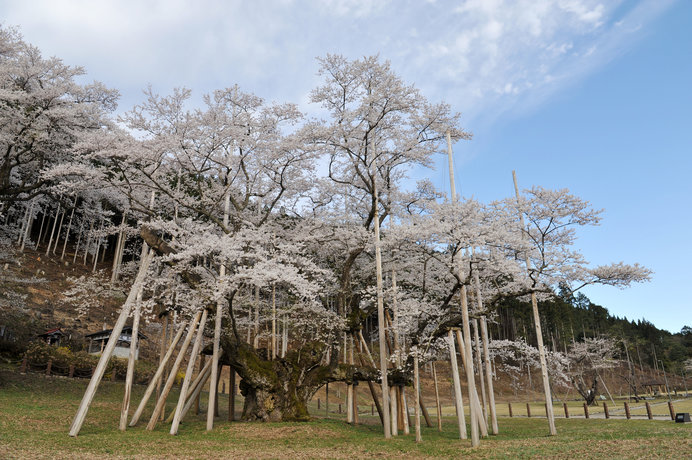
xmin=220 ymin=334 xmax=379 ymax=422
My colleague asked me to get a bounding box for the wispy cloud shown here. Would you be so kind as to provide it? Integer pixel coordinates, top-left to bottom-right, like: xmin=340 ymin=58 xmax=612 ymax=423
xmin=0 ymin=0 xmax=676 ymax=124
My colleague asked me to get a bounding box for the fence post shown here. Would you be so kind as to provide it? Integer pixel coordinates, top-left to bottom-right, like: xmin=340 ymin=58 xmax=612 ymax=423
xmin=20 ymin=356 xmax=27 ymax=373
xmin=668 ymin=401 xmax=675 ymax=421
xmin=603 ymin=402 xmax=609 ymax=419
xmin=69 ymin=364 xmax=75 ymax=378
xmin=645 ymin=402 xmax=652 ymax=420
xmin=46 ymin=359 xmax=52 ymax=376
xmin=583 ymin=403 xmax=589 ymax=419
xmin=563 ymin=402 xmax=569 ymax=418
xmin=508 ymin=402 xmax=513 ymax=417
xmin=526 ymin=403 xmax=531 ymax=418
xmin=624 ymin=402 xmax=631 ymax=419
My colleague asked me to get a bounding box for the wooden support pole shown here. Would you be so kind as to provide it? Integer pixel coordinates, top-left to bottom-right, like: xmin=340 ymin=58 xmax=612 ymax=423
xmin=356 ymin=347 xmax=384 ymax=426
xmin=563 ymin=402 xmax=569 ymax=418
xmin=119 ymin=286 xmax=143 ymax=430
xmin=432 ymin=362 xmax=442 ymax=431
xmin=414 ymin=348 xmax=421 ymax=443
xmin=390 ymin=386 xmax=398 ymax=436
xmin=146 ymin=311 xmax=202 ymax=431
xmin=508 ymin=403 xmax=513 ymax=417
xmin=420 ymin=396 xmax=433 ymax=428
xmin=170 ymin=361 xmax=212 ymax=424
xmin=229 ymin=369 xmax=236 ymax=421
xmin=668 ymin=401 xmax=675 ymax=420
xmin=455 ymin=328 xmax=488 ymax=438
xmin=69 ymin=249 xmax=154 ymax=437
xmin=645 ymin=402 xmax=652 ymax=420
xmin=624 ymin=402 xmax=631 ymax=419
xmin=513 ymin=171 xmax=557 ymax=436
xmin=473 ymin=319 xmax=488 ymax=422
xmin=583 ymin=403 xmax=589 ymax=419
xmin=155 ymin=314 xmax=169 ymax=412
xmin=130 ymin=322 xmax=186 ymax=426
xmin=195 ymin=354 xmax=205 ymax=415
xmin=603 ymin=402 xmax=610 ymax=419
xmin=271 ymin=283 xmax=276 ymax=360
xmin=399 ymin=387 xmax=409 ymax=434
xmin=372 ymin=158 xmax=391 ymax=439
xmin=110 ymin=213 xmax=126 ymax=282
xmin=206 ymin=293 xmax=226 ymax=430
xmin=480 ymin=316 xmax=498 ymax=434
xmin=171 ymin=309 xmax=208 ymax=435
xmin=52 ymin=209 xmax=66 ymax=255
xmin=527 ymin=403 xmax=531 ymax=418
xmin=447 ymin=330 xmax=467 ymax=439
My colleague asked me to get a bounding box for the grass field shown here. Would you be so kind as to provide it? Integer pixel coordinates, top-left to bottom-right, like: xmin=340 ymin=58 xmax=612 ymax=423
xmin=1 ymin=370 xmax=690 ymax=459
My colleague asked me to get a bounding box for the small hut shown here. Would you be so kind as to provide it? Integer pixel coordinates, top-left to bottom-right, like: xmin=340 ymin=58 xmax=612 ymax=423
xmin=86 ymin=326 xmax=146 ymax=359
xmin=38 ymin=327 xmax=67 ymax=346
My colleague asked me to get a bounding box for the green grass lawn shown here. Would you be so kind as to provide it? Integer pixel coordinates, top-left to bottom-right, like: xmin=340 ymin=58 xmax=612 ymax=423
xmin=1 ymin=370 xmax=690 ymax=459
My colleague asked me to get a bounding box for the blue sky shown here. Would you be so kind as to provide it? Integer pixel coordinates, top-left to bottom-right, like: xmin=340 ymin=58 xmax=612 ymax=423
xmin=2 ymin=0 xmax=689 ymax=333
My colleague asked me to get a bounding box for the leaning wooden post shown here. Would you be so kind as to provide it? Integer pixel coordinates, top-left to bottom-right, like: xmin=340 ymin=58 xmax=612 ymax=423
xmin=512 ymin=170 xmax=557 ymax=436
xmin=356 ymin=331 xmax=384 ymax=425
xmin=390 ymin=386 xmax=398 ymax=436
xmin=563 ymin=402 xmax=569 ymax=418
xmin=526 ymin=403 xmax=531 ymax=418
xmin=432 ymin=362 xmax=443 ymax=431
xmin=448 ymin=330 xmax=467 ymax=439
xmin=480 ymin=316 xmax=498 ymax=434
xmin=171 ymin=361 xmax=213 ymax=423
xmin=69 ymin=249 xmax=154 ymax=437
xmin=508 ymin=403 xmax=513 ymax=417
xmin=110 ymin=213 xmax=126 ymax=282
xmin=455 ymin=328 xmax=488 ymax=438
xmin=206 ymin=192 xmax=229 ymax=430
xmin=129 ymin=322 xmax=186 ymax=426
xmin=603 ymin=402 xmax=610 ymax=419
xmin=645 ymin=402 xmax=652 ymax=420
xmin=583 ymin=402 xmax=589 ymax=419
xmin=195 ymin=354 xmax=205 ymax=415
xmin=420 ymin=397 xmax=433 ymax=428
xmin=372 ymin=158 xmax=391 ymax=439
xmin=447 ymin=133 xmax=481 ymax=446
xmin=146 ymin=311 xmax=202 ymax=431
xmin=414 ymin=346 xmax=422 ymax=443
xmin=229 ymin=369 xmax=236 ymax=421
xmin=155 ymin=313 xmax=169 ymax=410
xmin=667 ymin=401 xmax=675 ymax=420
xmin=624 ymin=401 xmax=631 ymax=419
xmin=171 ymin=308 xmax=209 ymax=435
xmin=119 ymin=285 xmax=144 ymax=430
xmin=60 ymin=197 xmax=78 ymax=260
xmin=473 ymin=319 xmax=488 ymax=422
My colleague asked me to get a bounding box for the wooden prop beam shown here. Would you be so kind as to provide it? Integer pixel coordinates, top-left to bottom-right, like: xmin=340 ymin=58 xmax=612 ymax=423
xmin=171 ymin=309 xmax=209 ymax=435
xmin=119 ymin=286 xmax=143 ymax=430
xmin=447 ymin=330 xmax=467 ymax=439
xmin=69 ymin=249 xmax=154 ymax=437
xmin=130 ymin=321 xmax=186 ymax=426
xmin=455 ymin=328 xmax=488 ymax=438
xmin=480 ymin=316 xmax=499 ymax=434
xmin=432 ymin=362 xmax=443 ymax=431
xmin=146 ymin=310 xmax=202 ymax=431
xmin=414 ymin=348 xmax=422 ymax=443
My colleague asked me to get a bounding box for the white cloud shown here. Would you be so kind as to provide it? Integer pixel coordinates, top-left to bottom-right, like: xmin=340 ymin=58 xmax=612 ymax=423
xmin=0 ymin=0 xmax=676 ymax=124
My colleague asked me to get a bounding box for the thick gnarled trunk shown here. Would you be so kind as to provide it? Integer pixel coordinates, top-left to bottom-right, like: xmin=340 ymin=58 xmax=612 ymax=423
xmin=220 ymin=335 xmax=378 ymax=422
